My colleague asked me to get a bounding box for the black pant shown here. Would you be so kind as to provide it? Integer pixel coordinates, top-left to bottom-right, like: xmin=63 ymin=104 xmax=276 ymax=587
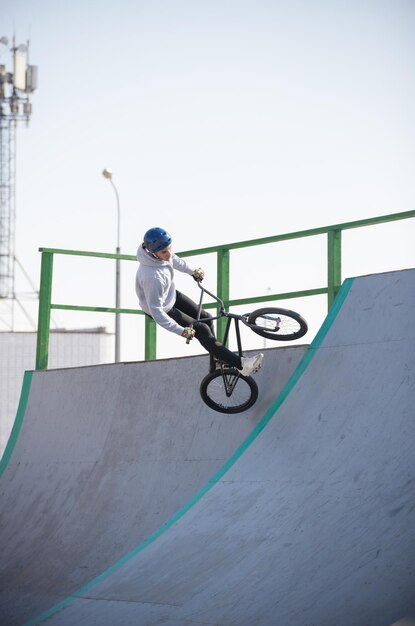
xmin=167 ymin=291 xmax=242 ymax=369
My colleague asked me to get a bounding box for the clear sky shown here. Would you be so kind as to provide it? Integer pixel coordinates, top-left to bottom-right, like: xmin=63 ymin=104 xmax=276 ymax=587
xmin=1 ymin=0 xmax=414 ymax=361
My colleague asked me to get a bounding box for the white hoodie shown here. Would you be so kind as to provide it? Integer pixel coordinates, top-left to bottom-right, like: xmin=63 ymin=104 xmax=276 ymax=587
xmin=135 ymin=245 xmax=195 ymax=335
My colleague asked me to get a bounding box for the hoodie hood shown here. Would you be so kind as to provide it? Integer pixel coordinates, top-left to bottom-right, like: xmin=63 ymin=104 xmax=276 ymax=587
xmin=136 ymin=244 xmax=170 ymax=268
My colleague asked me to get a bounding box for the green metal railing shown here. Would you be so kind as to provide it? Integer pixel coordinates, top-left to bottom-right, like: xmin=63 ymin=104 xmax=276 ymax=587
xmin=35 ymin=210 xmax=414 ymax=370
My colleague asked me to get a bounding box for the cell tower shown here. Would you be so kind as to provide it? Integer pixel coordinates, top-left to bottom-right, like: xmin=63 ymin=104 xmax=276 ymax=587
xmin=0 ymin=36 xmax=37 ymax=330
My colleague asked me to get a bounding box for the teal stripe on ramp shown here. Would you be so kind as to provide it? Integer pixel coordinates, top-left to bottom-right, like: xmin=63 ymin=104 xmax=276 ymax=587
xmin=25 ymin=278 xmax=354 ymax=625
xmin=0 ymin=370 xmax=33 ymax=478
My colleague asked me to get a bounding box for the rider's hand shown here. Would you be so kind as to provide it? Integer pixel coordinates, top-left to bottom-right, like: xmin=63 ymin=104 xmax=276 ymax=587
xmin=192 ymin=267 xmax=205 ymax=282
xmin=181 ymin=326 xmax=196 ymax=341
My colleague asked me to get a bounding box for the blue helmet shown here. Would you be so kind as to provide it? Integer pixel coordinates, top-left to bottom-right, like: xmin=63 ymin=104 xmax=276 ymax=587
xmin=143 ymin=227 xmax=172 ymax=253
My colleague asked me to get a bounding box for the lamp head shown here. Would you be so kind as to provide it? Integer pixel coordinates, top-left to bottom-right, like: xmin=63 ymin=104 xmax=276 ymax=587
xmin=102 ymin=168 xmax=113 ymax=180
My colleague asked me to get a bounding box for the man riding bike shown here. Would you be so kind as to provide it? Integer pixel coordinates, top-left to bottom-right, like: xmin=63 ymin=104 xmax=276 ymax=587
xmin=135 ymin=227 xmax=263 ymax=376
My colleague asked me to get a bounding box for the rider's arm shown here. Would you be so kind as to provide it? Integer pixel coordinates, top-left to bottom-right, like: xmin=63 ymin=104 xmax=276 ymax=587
xmin=172 ymin=254 xmax=194 ymax=275
xmin=172 ymin=254 xmax=204 ymax=282
xmin=145 ymin=276 xmax=184 ymax=336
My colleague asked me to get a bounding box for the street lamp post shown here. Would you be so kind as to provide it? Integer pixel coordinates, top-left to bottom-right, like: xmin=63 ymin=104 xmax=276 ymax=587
xmin=102 ymin=168 xmax=121 ymax=362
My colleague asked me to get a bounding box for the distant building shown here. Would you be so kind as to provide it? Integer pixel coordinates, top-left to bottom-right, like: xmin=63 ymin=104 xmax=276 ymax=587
xmin=0 ymin=328 xmax=113 ymax=455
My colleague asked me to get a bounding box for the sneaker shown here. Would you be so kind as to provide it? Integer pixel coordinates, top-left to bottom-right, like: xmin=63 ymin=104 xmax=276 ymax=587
xmin=239 ymin=353 xmax=264 ymax=376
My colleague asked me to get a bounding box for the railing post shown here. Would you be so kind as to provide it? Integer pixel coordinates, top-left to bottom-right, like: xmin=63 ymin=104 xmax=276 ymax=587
xmin=144 ymin=315 xmax=157 ymax=361
xmin=36 ymin=251 xmax=54 ymax=370
xmin=217 ymin=248 xmax=230 ymax=341
xmin=327 ymin=229 xmax=342 ymax=309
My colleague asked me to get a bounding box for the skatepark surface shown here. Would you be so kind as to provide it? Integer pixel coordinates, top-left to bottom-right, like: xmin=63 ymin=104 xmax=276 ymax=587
xmin=0 ymin=268 xmax=414 ymax=625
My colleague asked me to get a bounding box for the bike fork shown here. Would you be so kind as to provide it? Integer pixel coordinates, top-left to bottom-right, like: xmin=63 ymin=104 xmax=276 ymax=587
xmin=220 ymin=364 xmax=241 ymax=397
xmin=234 ymin=318 xmax=243 ymax=359
xmin=221 ymin=318 xmax=243 ymax=359
xmin=219 ymin=317 xmax=244 ymax=395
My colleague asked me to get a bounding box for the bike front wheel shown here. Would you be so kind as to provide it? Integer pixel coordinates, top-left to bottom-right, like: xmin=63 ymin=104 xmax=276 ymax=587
xmin=247 ymin=307 xmax=308 ymax=341
xmin=200 ymin=368 xmax=258 ymax=414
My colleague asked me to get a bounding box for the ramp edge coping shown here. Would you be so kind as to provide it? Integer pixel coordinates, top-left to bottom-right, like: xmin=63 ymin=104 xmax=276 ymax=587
xmin=0 ymin=371 xmax=33 ymax=478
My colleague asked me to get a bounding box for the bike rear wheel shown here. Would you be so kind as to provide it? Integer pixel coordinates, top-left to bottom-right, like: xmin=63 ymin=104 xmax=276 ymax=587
xmin=247 ymin=307 xmax=308 ymax=341
xmin=200 ymin=367 xmax=258 ymax=414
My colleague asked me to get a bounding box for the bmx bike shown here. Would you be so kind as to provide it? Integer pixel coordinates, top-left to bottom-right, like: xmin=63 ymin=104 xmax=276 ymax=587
xmin=189 ymin=282 xmax=308 ymax=414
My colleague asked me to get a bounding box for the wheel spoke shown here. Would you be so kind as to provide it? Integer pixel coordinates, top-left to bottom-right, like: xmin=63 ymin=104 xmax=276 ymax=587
xmin=247 ymin=307 xmax=308 ymax=341
xmin=256 ymin=313 xmax=300 ymax=335
xmin=208 ymin=376 xmax=251 ymax=408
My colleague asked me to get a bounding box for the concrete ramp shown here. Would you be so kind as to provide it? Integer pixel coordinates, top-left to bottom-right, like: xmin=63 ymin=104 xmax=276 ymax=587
xmin=14 ymin=268 xmax=415 ymax=626
xmin=0 ymin=342 xmax=306 ymax=626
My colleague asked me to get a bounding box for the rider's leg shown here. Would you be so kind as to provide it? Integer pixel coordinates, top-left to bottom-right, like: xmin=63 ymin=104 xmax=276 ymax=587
xmin=173 ymin=291 xmax=214 ymax=334
xmin=169 ymin=292 xmax=264 ymax=375
xmin=167 ymin=296 xmax=242 ymax=370
xmin=192 ymin=323 xmax=263 ymax=375
xmin=172 ymin=291 xmax=224 ymax=371
xmin=193 ymin=323 xmax=242 ymax=369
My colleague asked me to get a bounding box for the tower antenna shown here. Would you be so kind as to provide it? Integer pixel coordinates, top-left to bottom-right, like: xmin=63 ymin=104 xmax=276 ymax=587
xmin=0 ymin=35 xmax=38 ymax=329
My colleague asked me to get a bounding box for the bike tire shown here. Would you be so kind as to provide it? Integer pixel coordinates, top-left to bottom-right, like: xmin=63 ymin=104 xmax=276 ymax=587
xmin=247 ymin=307 xmax=308 ymax=341
xmin=200 ymin=368 xmax=258 ymax=414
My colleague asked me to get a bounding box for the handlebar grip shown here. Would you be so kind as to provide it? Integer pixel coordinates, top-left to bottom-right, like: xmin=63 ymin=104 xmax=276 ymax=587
xmin=184 ymin=325 xmax=194 ymax=344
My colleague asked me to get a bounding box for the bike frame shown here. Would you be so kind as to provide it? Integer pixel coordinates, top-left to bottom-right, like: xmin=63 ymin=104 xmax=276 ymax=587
xmin=194 ymin=282 xmax=306 ymax=411
xmin=194 ymin=282 xmax=246 ymax=359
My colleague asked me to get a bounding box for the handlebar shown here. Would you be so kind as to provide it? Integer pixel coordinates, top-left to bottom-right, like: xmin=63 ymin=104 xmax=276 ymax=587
xmin=183 ymin=282 xmax=227 ymax=348
xmin=194 ymin=280 xmax=225 ymax=321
